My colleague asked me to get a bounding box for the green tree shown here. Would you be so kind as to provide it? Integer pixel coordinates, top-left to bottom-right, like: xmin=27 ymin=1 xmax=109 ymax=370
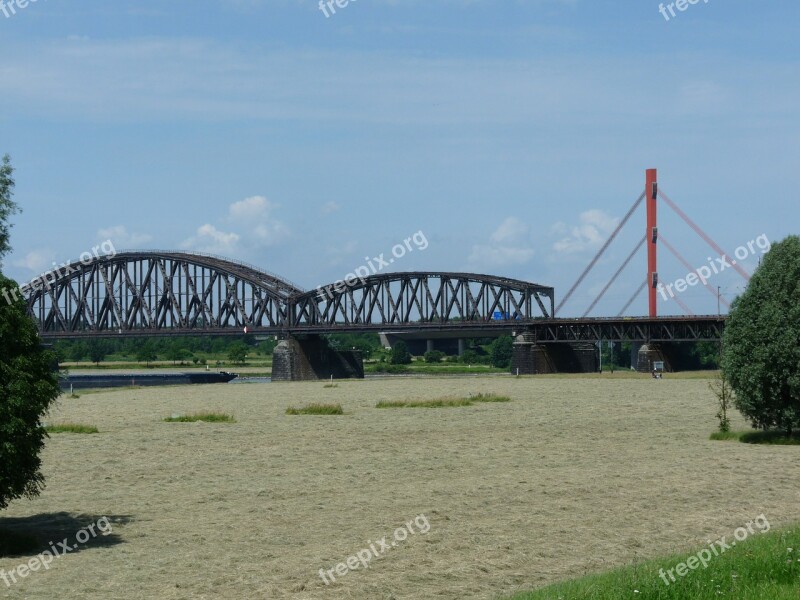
xmin=165 ymin=342 xmax=186 ymax=365
xmin=721 ymin=236 xmax=800 ymax=436
xmin=70 ymin=341 xmax=88 ymax=362
xmin=424 ymin=350 xmax=445 ymax=363
xmin=459 ymin=349 xmax=481 ymax=365
xmin=136 ymin=342 xmax=157 ymax=366
xmin=489 ymin=336 xmax=514 ymax=369
xmin=228 ymin=343 xmax=248 ymax=365
xmin=0 ymin=275 xmax=62 ymax=510
xmin=87 ymin=340 xmax=107 ymax=365
xmin=0 ymin=155 xmax=61 ymax=510
xmin=0 ymin=154 xmax=20 ymax=260
xmin=390 ymin=340 xmax=412 ymax=365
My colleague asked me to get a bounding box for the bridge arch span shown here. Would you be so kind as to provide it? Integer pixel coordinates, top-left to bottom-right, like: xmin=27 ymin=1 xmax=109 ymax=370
xmin=291 ymin=271 xmax=554 ymax=331
xmin=24 ymin=251 xmax=303 ymax=336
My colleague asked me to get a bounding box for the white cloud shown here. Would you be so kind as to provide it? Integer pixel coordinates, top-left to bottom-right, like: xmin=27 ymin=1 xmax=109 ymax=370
xmin=227 ymin=195 xmax=289 ymax=246
xmin=12 ymin=249 xmax=54 ymax=274
xmin=181 ymin=195 xmax=288 ymax=256
xmin=182 ymin=224 xmax=240 ymax=255
xmin=490 ymin=217 xmax=529 ymax=244
xmin=468 ymin=217 xmax=535 ymax=269
xmin=97 ymin=225 xmax=152 ymax=249
xmin=552 ymin=209 xmax=618 ymax=254
xmin=228 ymin=195 xmax=277 ymax=221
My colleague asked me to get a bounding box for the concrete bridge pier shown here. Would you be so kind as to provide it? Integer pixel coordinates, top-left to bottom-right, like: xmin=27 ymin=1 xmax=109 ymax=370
xmin=511 ymin=333 xmax=555 ymax=374
xmin=271 ymin=335 xmax=364 ymax=381
xmin=511 ymin=334 xmax=599 ymax=374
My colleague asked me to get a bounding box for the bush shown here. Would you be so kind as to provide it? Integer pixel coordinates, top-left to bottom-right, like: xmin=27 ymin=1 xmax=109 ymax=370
xmin=423 ymin=350 xmax=445 ymax=363
xmin=459 ymin=349 xmax=490 ymax=365
xmin=721 ymin=235 xmax=800 ymax=436
xmin=389 ymin=340 xmax=412 ymax=365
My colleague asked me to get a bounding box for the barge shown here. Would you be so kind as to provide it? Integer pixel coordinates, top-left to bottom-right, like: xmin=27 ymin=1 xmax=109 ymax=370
xmin=60 ymin=371 xmax=239 ymax=391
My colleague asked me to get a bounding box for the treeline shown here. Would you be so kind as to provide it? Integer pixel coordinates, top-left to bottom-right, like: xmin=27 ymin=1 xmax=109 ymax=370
xmin=52 ymin=334 xmax=279 ymax=365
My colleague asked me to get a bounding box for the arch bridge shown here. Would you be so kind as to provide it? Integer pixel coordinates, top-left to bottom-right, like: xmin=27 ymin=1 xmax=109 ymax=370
xmin=23 ymin=251 xmax=555 ymax=338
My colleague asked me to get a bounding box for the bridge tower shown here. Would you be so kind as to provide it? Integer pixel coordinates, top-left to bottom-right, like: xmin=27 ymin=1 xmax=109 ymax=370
xmin=646 ymin=168 xmax=658 ymax=318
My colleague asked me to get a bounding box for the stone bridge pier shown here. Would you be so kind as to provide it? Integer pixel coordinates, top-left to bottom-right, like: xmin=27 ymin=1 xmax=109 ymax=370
xmin=271 ymin=336 xmax=364 ymax=381
xmin=511 ymin=333 xmax=598 ymax=374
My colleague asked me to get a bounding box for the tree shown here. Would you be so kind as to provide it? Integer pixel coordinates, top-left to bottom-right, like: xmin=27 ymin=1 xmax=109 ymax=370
xmin=424 ymin=350 xmax=445 ymax=363
xmin=490 ymin=336 xmax=514 ymax=369
xmin=165 ymin=342 xmax=185 ymax=365
xmin=136 ymin=342 xmax=157 ymax=366
xmin=709 ymin=374 xmax=734 ymax=433
xmin=459 ymin=349 xmax=481 ymax=365
xmin=0 ymin=155 xmax=61 ymax=510
xmin=0 ymin=275 xmax=62 ymax=510
xmin=0 ymin=154 xmax=20 ymax=261
xmin=228 ymin=343 xmax=248 ymax=365
xmin=87 ymin=340 xmax=107 ymax=365
xmin=390 ymin=340 xmax=412 ymax=365
xmin=721 ymin=236 xmax=800 ymax=436
xmin=70 ymin=341 xmax=88 ymax=362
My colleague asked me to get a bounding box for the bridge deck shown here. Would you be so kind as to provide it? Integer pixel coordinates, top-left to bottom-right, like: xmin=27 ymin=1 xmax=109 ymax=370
xmin=38 ymin=316 xmax=725 ymax=342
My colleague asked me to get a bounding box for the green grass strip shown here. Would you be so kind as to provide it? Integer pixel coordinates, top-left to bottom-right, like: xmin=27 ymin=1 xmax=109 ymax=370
xmin=505 ymin=524 xmax=800 ymax=600
xmin=710 ymin=430 xmax=800 ymax=445
xmin=286 ymin=403 xmax=344 ymax=415
xmin=45 ymin=423 xmax=99 ymax=434
xmin=163 ymin=412 xmax=236 ymax=423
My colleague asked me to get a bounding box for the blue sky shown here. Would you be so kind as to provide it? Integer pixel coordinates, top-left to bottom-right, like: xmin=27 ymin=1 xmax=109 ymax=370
xmin=0 ymin=0 xmax=796 ymax=316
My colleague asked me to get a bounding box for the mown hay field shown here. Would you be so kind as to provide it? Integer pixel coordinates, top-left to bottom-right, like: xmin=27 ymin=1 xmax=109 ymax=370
xmin=1 ymin=375 xmax=798 ymax=599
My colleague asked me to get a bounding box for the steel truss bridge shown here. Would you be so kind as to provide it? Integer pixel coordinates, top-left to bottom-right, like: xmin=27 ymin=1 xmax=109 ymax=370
xmin=24 ymin=251 xmax=561 ymax=338
xmin=23 ymin=250 xmax=725 ymax=341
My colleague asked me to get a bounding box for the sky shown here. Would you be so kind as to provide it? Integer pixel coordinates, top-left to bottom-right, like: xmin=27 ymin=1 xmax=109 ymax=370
xmin=0 ymin=0 xmax=797 ymax=317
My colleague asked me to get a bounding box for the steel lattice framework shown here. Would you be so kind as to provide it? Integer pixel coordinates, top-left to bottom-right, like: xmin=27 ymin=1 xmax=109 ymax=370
xmin=290 ymin=272 xmax=555 ymax=333
xmin=524 ymin=316 xmax=726 ymax=342
xmin=25 ymin=252 xmax=302 ymax=337
xmin=24 ymin=252 xmax=555 ymax=337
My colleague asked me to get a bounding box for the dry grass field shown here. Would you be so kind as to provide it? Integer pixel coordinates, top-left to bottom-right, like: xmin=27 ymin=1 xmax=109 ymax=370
xmin=1 ymin=375 xmax=799 ymax=600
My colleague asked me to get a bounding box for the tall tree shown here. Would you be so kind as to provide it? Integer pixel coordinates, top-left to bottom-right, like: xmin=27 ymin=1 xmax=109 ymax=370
xmin=0 ymin=155 xmax=61 ymax=510
xmin=721 ymin=236 xmax=800 ymax=436
xmin=0 ymin=154 xmax=20 ymax=261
